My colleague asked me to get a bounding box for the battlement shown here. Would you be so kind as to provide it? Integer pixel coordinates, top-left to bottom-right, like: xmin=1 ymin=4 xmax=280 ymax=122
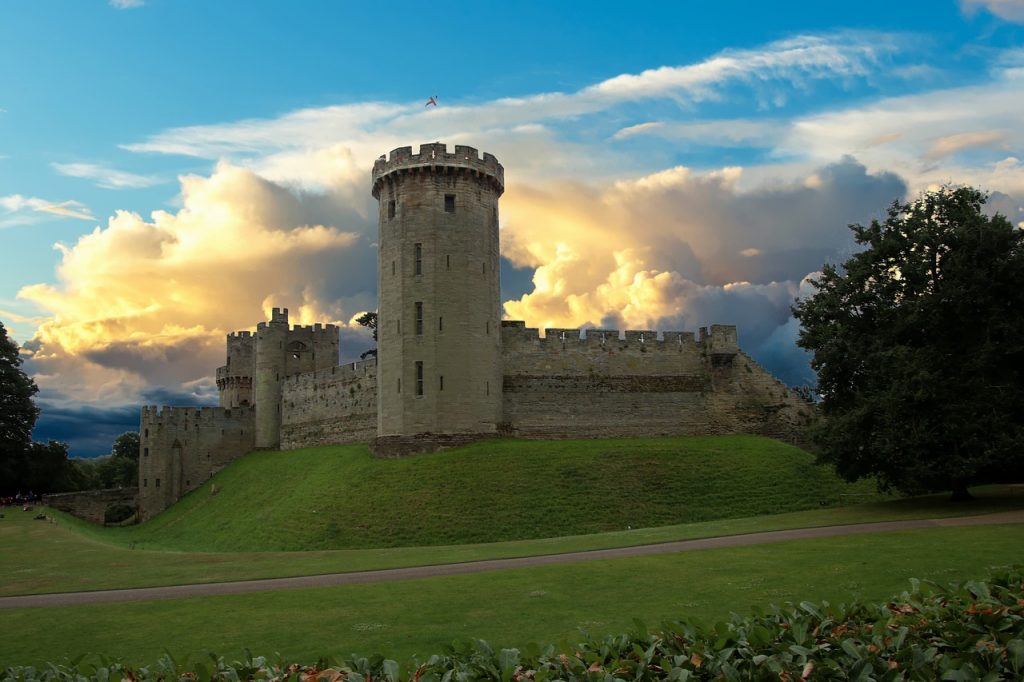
xmin=289 ymin=323 xmax=338 ymax=334
xmin=372 ymin=142 xmax=504 ymax=198
xmin=283 ymin=357 xmax=378 ymax=387
xmin=500 ymin=321 xmax=735 ymax=353
xmin=257 ymin=307 xmax=290 ymax=330
xmin=141 ymin=405 xmax=254 ymax=422
xmin=227 ymin=331 xmax=253 ymax=339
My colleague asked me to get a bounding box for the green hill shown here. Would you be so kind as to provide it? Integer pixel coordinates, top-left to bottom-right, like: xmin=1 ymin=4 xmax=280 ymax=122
xmin=111 ymin=436 xmax=884 ymax=551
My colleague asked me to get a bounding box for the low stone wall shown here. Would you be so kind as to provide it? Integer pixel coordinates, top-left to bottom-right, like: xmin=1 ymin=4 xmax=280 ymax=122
xmin=370 ymin=432 xmax=497 ymax=458
xmin=44 ymin=487 xmax=137 ymax=524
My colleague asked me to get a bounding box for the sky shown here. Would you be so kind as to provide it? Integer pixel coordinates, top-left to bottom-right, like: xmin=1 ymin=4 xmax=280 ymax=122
xmin=1 ymin=0 xmax=1023 ymax=457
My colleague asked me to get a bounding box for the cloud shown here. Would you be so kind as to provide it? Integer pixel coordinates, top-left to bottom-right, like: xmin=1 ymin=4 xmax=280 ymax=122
xmin=1 ymin=194 xmax=95 ymax=228
xmin=961 ymin=0 xmax=1024 ymax=22
xmin=18 ymin=161 xmax=378 ymax=429
xmin=52 ymin=162 xmax=164 ymax=189
xmin=498 ymin=158 xmax=905 ymax=389
xmin=122 ymin=31 xmax=898 ymax=185
xmin=109 ymin=0 xmax=144 ymax=8
xmin=612 ymin=118 xmax=785 ymax=147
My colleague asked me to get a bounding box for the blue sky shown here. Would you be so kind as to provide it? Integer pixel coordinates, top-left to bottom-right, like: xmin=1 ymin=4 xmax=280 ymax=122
xmin=1 ymin=0 xmax=1022 ymax=455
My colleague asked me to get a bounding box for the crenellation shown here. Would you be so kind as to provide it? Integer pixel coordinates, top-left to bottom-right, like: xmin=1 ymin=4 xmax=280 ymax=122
xmin=543 ymin=328 xmax=582 ymax=342
xmin=372 ymin=142 xmax=504 ymax=199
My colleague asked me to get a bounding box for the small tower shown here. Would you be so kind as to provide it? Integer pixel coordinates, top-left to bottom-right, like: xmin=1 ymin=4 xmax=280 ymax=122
xmin=372 ymin=143 xmax=504 ymax=447
xmin=253 ymin=307 xmax=290 ymax=448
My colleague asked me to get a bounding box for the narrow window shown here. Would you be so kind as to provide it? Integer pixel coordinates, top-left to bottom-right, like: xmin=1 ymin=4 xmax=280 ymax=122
xmin=143 ymin=478 xmax=148 ymax=487
xmin=397 ymin=319 xmax=401 ymax=334
xmin=415 ymin=302 xmax=424 ymax=335
xmin=397 ymin=377 xmax=401 ymax=393
xmin=482 ymin=261 xmax=486 ymax=274
xmin=486 ymin=381 xmax=490 ymax=396
xmin=155 ymin=478 xmax=161 ymax=488
xmin=440 ymin=375 xmax=444 ymax=391
xmin=388 ymin=200 xmax=395 ymax=219
xmin=186 ymin=479 xmax=190 ymax=487
xmin=392 ymin=260 xmax=396 ymax=276
xmin=144 ymin=428 xmax=148 ymax=438
xmin=416 ymin=361 xmax=424 ymax=396
xmin=438 ymin=316 xmax=443 ymax=332
xmin=414 ymin=243 xmax=422 ymax=275
xmin=444 ymin=194 xmax=455 ymax=212
xmin=143 ymin=447 xmax=149 ymax=457
xmin=486 ymin=320 xmax=490 ymax=335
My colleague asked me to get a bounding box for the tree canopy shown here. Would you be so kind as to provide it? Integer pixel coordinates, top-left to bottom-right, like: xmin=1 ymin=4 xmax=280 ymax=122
xmin=794 ymin=186 xmax=1024 ymax=498
xmin=0 ymin=320 xmax=41 ymax=494
xmin=356 ymin=311 xmax=378 ymax=359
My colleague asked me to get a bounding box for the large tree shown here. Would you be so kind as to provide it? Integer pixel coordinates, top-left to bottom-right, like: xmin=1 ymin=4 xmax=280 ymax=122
xmin=794 ymin=186 xmax=1024 ymax=499
xmin=0 ymin=320 xmax=40 ymax=493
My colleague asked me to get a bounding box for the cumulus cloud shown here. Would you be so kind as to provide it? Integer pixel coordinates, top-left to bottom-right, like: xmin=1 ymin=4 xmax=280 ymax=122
xmin=19 ymin=162 xmax=378 ymax=422
xmin=498 ymin=158 xmax=905 ymax=385
xmin=52 ymin=162 xmax=164 ymax=189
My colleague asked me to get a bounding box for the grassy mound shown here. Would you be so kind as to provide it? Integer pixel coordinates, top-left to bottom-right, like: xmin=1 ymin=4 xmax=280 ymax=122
xmin=109 ymin=436 xmax=883 ymax=552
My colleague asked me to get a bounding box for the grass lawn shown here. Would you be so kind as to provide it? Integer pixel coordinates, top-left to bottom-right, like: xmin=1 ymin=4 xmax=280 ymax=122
xmin=2 ymin=484 xmax=1022 ymax=597
xmin=55 ymin=436 xmax=890 ymax=552
xmin=1 ymin=523 xmax=1022 ymax=668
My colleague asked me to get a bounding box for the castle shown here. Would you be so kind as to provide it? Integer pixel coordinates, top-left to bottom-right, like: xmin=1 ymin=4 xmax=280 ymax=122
xmin=138 ymin=143 xmax=811 ymax=519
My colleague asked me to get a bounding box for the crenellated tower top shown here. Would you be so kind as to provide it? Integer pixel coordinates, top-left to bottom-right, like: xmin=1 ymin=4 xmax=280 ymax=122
xmin=372 ymin=143 xmax=504 ymax=199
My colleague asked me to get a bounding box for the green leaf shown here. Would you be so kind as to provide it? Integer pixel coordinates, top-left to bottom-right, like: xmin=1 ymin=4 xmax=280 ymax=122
xmin=1007 ymin=639 xmax=1024 ymax=673
xmin=840 ymin=639 xmax=863 ymax=660
xmin=381 ymin=659 xmax=400 ymax=682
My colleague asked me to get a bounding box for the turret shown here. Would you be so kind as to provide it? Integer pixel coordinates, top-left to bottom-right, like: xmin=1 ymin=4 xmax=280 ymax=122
xmin=254 ymin=307 xmax=289 ymax=448
xmin=372 ymin=143 xmax=504 ymax=446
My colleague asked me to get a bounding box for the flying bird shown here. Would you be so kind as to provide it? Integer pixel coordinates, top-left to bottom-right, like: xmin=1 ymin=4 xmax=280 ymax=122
xmin=425 ymin=96 xmax=438 ymax=108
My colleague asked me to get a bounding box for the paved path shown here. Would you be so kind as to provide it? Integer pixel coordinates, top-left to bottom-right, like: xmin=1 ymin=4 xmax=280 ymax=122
xmin=3 ymin=510 xmax=1022 ymax=609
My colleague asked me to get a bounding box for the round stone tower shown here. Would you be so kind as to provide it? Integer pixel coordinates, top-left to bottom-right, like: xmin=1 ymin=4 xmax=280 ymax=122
xmin=371 ymin=143 xmax=504 ymax=449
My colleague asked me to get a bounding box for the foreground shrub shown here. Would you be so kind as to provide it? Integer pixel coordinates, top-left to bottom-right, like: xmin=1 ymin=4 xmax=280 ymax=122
xmin=4 ymin=567 xmax=1023 ymax=680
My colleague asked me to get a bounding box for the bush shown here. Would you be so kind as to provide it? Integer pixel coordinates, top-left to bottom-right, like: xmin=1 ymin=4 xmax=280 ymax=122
xmin=4 ymin=567 xmax=1023 ymax=680
xmin=103 ymin=503 xmax=136 ymax=525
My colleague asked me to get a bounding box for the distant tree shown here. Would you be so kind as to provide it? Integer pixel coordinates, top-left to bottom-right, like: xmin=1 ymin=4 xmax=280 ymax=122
xmin=794 ymin=186 xmax=1024 ymax=500
xmin=356 ymin=311 xmax=378 ymax=359
xmin=0 ymin=321 xmax=40 ymax=494
xmin=69 ymin=432 xmax=140 ymax=490
xmin=111 ymin=431 xmax=140 ymax=462
xmin=22 ymin=440 xmax=83 ymax=494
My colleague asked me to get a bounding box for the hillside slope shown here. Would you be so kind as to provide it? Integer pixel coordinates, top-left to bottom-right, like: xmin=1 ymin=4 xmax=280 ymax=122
xmin=111 ymin=436 xmax=884 ymax=551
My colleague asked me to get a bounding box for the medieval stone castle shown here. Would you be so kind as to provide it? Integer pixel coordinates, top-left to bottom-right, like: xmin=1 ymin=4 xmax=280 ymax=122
xmin=137 ymin=143 xmax=810 ymax=519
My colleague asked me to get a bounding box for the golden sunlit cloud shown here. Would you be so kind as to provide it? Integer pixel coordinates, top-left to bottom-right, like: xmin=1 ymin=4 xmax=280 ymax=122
xmin=19 ymin=162 xmax=376 ymax=403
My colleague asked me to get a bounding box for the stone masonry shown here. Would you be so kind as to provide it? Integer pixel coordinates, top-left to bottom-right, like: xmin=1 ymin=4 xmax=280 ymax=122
xmin=138 ymin=143 xmax=812 ymax=519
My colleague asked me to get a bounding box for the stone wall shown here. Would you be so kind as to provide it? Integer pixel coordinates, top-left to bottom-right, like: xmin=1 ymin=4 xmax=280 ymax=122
xmin=499 ymin=322 xmax=811 ymax=442
xmin=280 ymin=358 xmax=378 ymax=449
xmin=138 ymin=405 xmax=255 ymax=519
xmin=44 ymin=487 xmax=137 ymax=525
